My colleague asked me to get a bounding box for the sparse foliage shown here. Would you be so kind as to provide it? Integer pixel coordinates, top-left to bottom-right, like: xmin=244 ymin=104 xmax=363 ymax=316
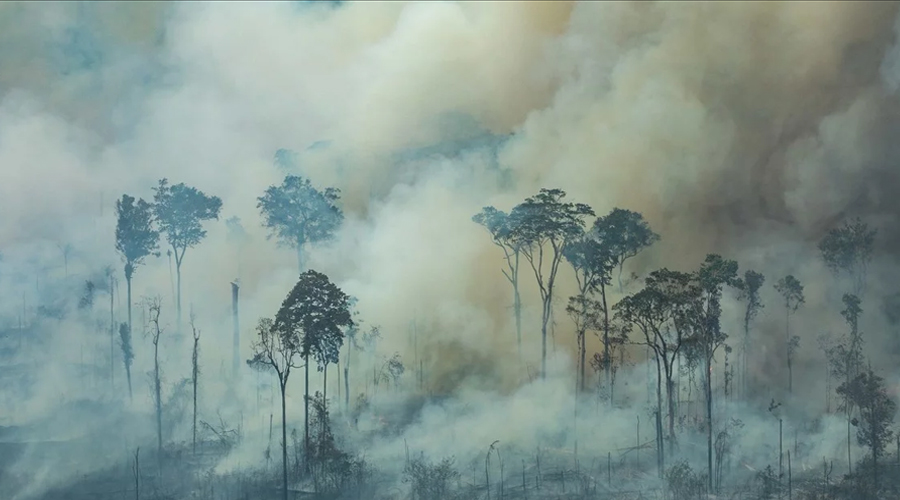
xmin=153 ymin=178 xmax=223 ymax=329
xmin=510 ymin=188 xmax=594 ymax=378
xmin=473 ymin=206 xmax=525 ymax=356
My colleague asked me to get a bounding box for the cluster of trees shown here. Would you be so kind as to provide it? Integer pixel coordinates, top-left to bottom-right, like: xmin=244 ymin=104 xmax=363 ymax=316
xmin=111 ymin=173 xmax=344 ymax=395
xmin=476 ymin=190 xmax=895 ymax=496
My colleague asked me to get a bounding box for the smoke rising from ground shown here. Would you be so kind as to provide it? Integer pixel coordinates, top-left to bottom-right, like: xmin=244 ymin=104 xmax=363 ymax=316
xmin=3 ymin=1 xmax=900 ymax=498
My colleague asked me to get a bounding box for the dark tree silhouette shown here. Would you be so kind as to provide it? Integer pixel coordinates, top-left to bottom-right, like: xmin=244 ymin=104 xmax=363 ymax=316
xmin=837 ymin=369 xmax=896 ymax=491
xmin=274 ymin=270 xmax=353 ymax=471
xmin=735 ymin=270 xmax=764 ymax=398
xmin=473 ymin=206 xmax=526 ymax=357
xmin=616 ymin=269 xmax=696 ymax=466
xmin=115 ymin=194 xmax=159 ymax=348
xmin=690 ymin=254 xmax=740 ymax=491
xmin=774 ymin=275 xmax=804 ymax=393
xmin=563 ymin=229 xmax=615 ymax=391
xmin=510 ymin=188 xmax=593 ymax=379
xmin=818 ymin=217 xmax=875 ymax=298
xmin=257 ymin=175 xmax=343 ymax=273
xmin=248 ymin=316 xmax=300 ymax=500
xmin=826 ymin=293 xmax=865 ymax=475
xmin=592 ymin=208 xmax=660 ymax=291
xmin=152 ymin=179 xmax=222 ymax=330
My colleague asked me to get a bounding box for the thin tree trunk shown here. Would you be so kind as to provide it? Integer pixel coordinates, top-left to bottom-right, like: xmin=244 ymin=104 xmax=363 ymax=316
xmin=304 ymin=354 xmax=310 ymax=473
xmin=323 ymin=363 xmax=328 ymax=401
xmin=155 ymin=339 xmax=162 ymax=462
xmin=601 ymin=284 xmax=610 ymax=387
xmin=280 ymin=382 xmax=288 ymax=500
xmin=192 ymin=334 xmax=199 ymax=455
xmin=541 ymin=298 xmax=550 ymax=379
xmin=176 ymin=263 xmax=182 ymax=333
xmin=126 ymin=274 xmax=133 ymax=349
xmin=707 ymin=357 xmax=713 ymax=491
xmin=344 ymin=346 xmax=351 ymax=410
xmin=512 ymin=250 xmax=522 ymax=359
xmin=125 ymin=361 xmax=133 ymax=402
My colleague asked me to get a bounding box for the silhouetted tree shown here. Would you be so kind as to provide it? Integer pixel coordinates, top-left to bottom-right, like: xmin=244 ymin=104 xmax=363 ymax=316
xmin=826 ymin=293 xmax=865 ymax=475
xmin=837 ymin=369 xmax=896 ymax=491
xmin=473 ymin=206 xmax=526 ymax=357
xmin=690 ymin=254 xmax=740 ymax=491
xmin=818 ymin=217 xmax=876 ymax=298
xmin=774 ymin=275 xmax=804 ymax=393
xmin=616 ymin=269 xmax=696 ymax=462
xmin=592 ymin=208 xmax=660 ymax=291
xmin=257 ymin=175 xmax=343 ymax=273
xmin=248 ymin=316 xmax=300 ymax=500
xmin=274 ymin=270 xmax=353 ymax=470
xmin=510 ymin=188 xmax=593 ymax=378
xmin=735 ymin=270 xmax=765 ymax=398
xmin=152 ymin=179 xmax=222 ymax=330
xmin=115 ymin=194 xmax=159 ymax=343
xmin=564 ymin=230 xmax=616 ymax=391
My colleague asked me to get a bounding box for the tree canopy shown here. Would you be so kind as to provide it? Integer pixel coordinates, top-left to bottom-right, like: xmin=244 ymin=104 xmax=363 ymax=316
xmin=115 ymin=194 xmax=159 ymax=279
xmin=275 ymin=270 xmax=354 ymax=371
xmin=152 ymin=178 xmax=223 ymax=265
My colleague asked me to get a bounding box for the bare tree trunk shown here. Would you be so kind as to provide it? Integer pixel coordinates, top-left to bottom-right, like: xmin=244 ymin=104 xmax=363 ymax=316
xmin=541 ymin=298 xmax=550 ymax=379
xmin=323 ymin=363 xmax=328 ymax=401
xmin=280 ymin=382 xmax=288 ymax=500
xmin=154 ymin=337 xmax=162 ymax=460
xmin=192 ymin=328 xmax=200 ymax=455
xmin=176 ymin=263 xmax=182 ymax=333
xmin=600 ymin=284 xmax=610 ymax=387
xmin=513 ymin=252 xmax=522 ymax=359
xmin=126 ymin=274 xmax=133 ymax=350
xmin=707 ymin=357 xmax=713 ymax=491
xmin=304 ymin=354 xmax=310 ymax=473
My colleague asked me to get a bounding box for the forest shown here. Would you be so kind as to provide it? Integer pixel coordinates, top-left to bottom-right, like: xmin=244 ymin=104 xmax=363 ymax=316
xmin=3 ymin=2 xmax=900 ymax=500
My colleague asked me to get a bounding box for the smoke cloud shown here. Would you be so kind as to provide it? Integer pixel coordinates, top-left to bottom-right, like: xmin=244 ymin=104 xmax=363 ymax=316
xmin=3 ymin=1 xmax=900 ymax=498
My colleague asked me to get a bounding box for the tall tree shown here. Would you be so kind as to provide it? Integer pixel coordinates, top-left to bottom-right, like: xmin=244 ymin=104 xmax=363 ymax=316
xmin=616 ymin=269 xmax=695 ymax=465
xmin=836 ymin=369 xmax=896 ymax=492
xmin=473 ymin=207 xmax=525 ymax=357
xmin=735 ymin=270 xmax=765 ymax=399
xmin=153 ymin=179 xmax=223 ymax=330
xmin=248 ymin=317 xmax=302 ymax=500
xmin=115 ymin=194 xmax=159 ymax=344
xmin=274 ymin=270 xmax=353 ymax=470
xmin=510 ymin=188 xmax=594 ymax=378
xmin=689 ymin=254 xmax=740 ymax=492
xmin=564 ymin=230 xmax=615 ymax=391
xmin=774 ymin=275 xmax=805 ymax=394
xmin=818 ymin=217 xmax=876 ymax=298
xmin=257 ymin=175 xmax=343 ymax=273
xmin=826 ymin=293 xmax=865 ymax=475
xmin=592 ymin=208 xmax=660 ymax=291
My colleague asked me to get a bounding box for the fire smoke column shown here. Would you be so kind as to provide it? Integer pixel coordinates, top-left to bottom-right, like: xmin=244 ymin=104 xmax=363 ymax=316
xmin=232 ymin=280 xmax=240 ymax=379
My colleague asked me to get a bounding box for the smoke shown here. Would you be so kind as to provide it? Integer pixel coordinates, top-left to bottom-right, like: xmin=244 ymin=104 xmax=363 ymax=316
xmin=3 ymin=1 xmax=900 ymax=497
